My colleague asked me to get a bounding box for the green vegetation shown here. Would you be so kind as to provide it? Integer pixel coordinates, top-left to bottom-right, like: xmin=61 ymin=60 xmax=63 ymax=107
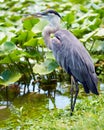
xmin=0 ymin=94 xmax=104 ymax=130
xmin=0 ymin=0 xmax=104 ymax=129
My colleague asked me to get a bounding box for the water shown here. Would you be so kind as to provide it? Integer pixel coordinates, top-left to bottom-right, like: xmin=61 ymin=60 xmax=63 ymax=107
xmin=49 ymin=94 xmax=70 ymax=109
xmin=19 ymin=81 xmax=71 ymax=109
xmin=0 ymin=82 xmax=104 ymax=121
xmin=100 ymin=83 xmax=104 ymax=92
xmin=1 ymin=82 xmax=104 ymax=109
xmin=18 ymin=81 xmax=104 ymax=109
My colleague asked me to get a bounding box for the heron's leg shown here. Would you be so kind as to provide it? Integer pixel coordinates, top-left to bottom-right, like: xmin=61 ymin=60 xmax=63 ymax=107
xmin=70 ymin=76 xmax=75 ymax=115
xmin=70 ymin=77 xmax=79 ymax=116
xmin=72 ymin=81 xmax=79 ymax=111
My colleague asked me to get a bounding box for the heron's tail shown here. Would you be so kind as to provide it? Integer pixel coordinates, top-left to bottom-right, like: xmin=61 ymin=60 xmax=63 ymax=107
xmin=83 ymin=73 xmax=99 ymax=95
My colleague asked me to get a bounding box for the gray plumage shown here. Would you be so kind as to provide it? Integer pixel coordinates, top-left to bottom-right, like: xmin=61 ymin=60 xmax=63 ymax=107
xmin=51 ymin=29 xmax=98 ymax=94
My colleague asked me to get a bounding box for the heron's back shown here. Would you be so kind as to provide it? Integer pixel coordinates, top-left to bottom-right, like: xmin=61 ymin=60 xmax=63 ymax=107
xmin=51 ymin=29 xmax=99 ymax=95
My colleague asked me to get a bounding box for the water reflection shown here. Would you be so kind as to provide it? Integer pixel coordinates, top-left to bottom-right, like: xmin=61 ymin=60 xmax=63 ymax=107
xmin=0 ymin=82 xmax=104 ymax=110
xmin=49 ymin=94 xmax=70 ymax=109
xmin=47 ymin=82 xmax=70 ymax=109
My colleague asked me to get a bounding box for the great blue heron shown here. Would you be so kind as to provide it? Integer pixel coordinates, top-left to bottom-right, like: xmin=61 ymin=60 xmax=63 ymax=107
xmin=32 ymin=9 xmax=99 ymax=115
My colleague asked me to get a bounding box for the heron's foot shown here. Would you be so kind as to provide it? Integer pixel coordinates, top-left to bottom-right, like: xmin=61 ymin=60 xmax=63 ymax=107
xmin=70 ymin=103 xmax=75 ymax=116
xmin=70 ymin=111 xmax=73 ymax=116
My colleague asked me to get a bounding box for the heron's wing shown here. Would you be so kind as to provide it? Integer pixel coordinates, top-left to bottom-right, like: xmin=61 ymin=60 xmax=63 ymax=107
xmin=51 ymin=29 xmax=98 ymax=94
xmin=52 ymin=29 xmax=94 ymax=75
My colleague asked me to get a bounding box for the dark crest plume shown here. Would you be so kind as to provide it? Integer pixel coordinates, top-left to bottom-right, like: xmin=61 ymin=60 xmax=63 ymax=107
xmin=41 ymin=9 xmax=62 ymax=18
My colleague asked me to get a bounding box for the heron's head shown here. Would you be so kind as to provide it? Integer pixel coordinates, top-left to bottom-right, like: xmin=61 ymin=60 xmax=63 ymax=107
xmin=34 ymin=10 xmax=61 ymax=19
xmin=33 ymin=10 xmax=61 ymax=27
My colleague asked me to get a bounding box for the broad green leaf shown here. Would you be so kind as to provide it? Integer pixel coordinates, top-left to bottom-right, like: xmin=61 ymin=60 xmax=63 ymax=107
xmin=45 ymin=51 xmax=55 ymax=60
xmin=0 ymin=70 xmax=22 ymax=86
xmin=9 ymin=15 xmax=21 ymax=22
xmin=12 ymin=30 xmax=35 ymax=46
xmin=33 ymin=59 xmax=58 ymax=75
xmin=0 ymin=36 xmax=8 ymax=45
xmin=32 ymin=19 xmax=48 ymax=33
xmin=88 ymin=18 xmax=101 ymax=30
xmin=80 ymin=5 xmax=88 ymax=13
xmin=0 ymin=56 xmax=12 ymax=64
xmin=23 ymin=38 xmax=38 ymax=47
xmin=81 ymin=29 xmax=98 ymax=42
xmin=0 ymin=41 xmax=16 ymax=56
xmin=23 ymin=17 xmax=39 ymax=30
xmin=0 ymin=50 xmax=21 ymax=64
xmin=64 ymin=11 xmax=75 ymax=25
xmin=76 ymin=12 xmax=99 ymax=23
xmin=38 ymin=37 xmax=45 ymax=46
xmin=94 ymin=28 xmax=104 ymax=39
xmin=71 ymin=27 xmax=85 ymax=38
xmin=17 ymin=31 xmax=35 ymax=42
xmin=0 ymin=49 xmax=33 ymax=64
xmin=92 ymin=40 xmax=104 ymax=52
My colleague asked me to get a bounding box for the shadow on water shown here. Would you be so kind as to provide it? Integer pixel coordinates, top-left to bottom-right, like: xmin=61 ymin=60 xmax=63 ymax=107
xmin=0 ymin=80 xmax=104 ymax=121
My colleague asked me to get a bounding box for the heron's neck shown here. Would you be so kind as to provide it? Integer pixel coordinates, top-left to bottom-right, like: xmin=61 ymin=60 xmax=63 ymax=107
xmin=42 ymin=23 xmax=60 ymax=49
xmin=43 ymin=24 xmax=59 ymax=35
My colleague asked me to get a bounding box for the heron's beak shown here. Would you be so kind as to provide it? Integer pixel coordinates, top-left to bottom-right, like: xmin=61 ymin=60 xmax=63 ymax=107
xmin=32 ymin=13 xmax=43 ymax=18
xmin=22 ymin=13 xmax=43 ymax=21
xmin=24 ymin=13 xmax=42 ymax=18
